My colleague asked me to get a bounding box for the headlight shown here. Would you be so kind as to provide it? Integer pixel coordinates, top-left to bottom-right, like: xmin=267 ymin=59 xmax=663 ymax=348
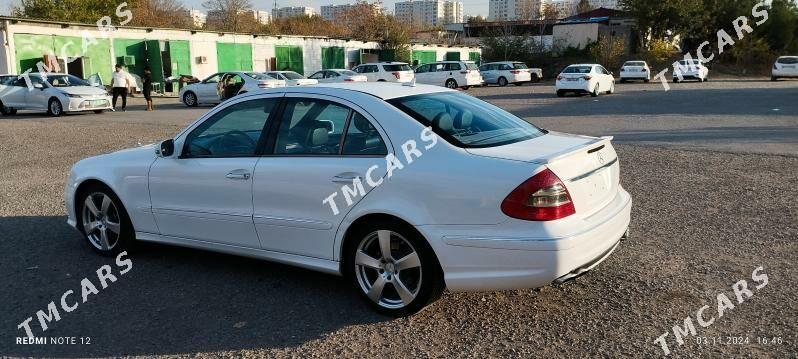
xmin=64 ymin=93 xmax=82 ymax=98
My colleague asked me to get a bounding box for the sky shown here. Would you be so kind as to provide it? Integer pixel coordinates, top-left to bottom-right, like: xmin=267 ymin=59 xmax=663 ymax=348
xmin=0 ymin=0 xmax=489 ymax=17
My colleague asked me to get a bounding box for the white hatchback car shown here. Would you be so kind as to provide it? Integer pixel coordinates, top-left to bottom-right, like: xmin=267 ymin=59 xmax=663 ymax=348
xmin=179 ymin=71 xmax=284 ymax=106
xmin=65 ymin=83 xmax=631 ymax=316
xmin=0 ymin=73 xmax=111 ymax=116
xmin=308 ymin=69 xmax=368 ymax=83
xmin=772 ymin=56 xmax=798 ymax=81
xmin=672 ymin=59 xmax=709 ymax=82
xmin=618 ymin=61 xmax=651 ymax=83
xmin=353 ymin=62 xmax=414 ymax=83
xmin=556 ymin=64 xmax=615 ymax=97
xmin=479 ymin=61 xmax=539 ymax=86
xmin=413 ymin=61 xmax=483 ymax=89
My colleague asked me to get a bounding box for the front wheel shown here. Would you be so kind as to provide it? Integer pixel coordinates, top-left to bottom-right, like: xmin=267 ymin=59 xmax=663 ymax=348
xmin=78 ymin=185 xmax=135 ymax=256
xmin=497 ymin=77 xmax=508 ymax=87
xmin=48 ymin=98 xmax=63 ymax=117
xmin=183 ymin=91 xmax=198 ymax=107
xmin=344 ymin=220 xmax=444 ymax=317
xmin=445 ymin=79 xmax=458 ymax=89
xmin=0 ymin=100 xmax=15 ymax=115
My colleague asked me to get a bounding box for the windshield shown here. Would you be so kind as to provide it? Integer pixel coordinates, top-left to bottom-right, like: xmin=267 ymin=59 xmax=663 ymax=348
xmin=45 ymin=74 xmax=90 ymax=87
xmin=246 ymin=72 xmax=272 ymax=80
xmin=562 ymin=66 xmax=592 ymax=74
xmin=624 ymin=61 xmax=646 ymax=67
xmin=777 ymin=57 xmax=798 ymax=64
xmin=339 ymin=70 xmax=358 ymax=76
xmin=383 ymin=64 xmax=411 ymax=72
xmin=388 ymin=92 xmax=545 ymax=148
xmin=512 ymin=63 xmax=528 ymax=69
xmin=281 ymin=72 xmax=304 ymax=80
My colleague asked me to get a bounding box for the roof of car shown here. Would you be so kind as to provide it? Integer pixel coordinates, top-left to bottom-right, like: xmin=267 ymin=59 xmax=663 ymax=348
xmin=566 ymin=64 xmax=600 ymax=67
xmin=358 ymin=62 xmax=409 ymax=65
xmin=254 ymin=82 xmax=453 ymax=100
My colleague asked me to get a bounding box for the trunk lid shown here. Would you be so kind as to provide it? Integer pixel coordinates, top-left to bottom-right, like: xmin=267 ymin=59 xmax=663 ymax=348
xmin=467 ymin=132 xmax=620 ymax=217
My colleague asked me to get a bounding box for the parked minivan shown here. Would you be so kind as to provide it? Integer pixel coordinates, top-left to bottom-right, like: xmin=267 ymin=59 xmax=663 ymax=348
xmin=413 ymin=61 xmax=483 ymax=89
xmin=353 ymin=62 xmax=414 ymax=82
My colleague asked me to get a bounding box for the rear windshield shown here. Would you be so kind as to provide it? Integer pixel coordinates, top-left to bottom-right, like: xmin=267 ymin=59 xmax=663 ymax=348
xmin=246 ymin=72 xmax=272 ymax=80
xmin=512 ymin=63 xmax=528 ymax=69
xmin=777 ymin=57 xmax=798 ymax=64
xmin=383 ymin=64 xmax=411 ymax=72
xmin=624 ymin=61 xmax=646 ymax=67
xmin=388 ymin=92 xmax=545 ymax=148
xmin=281 ymin=72 xmax=304 ymax=80
xmin=562 ymin=66 xmax=592 ymax=74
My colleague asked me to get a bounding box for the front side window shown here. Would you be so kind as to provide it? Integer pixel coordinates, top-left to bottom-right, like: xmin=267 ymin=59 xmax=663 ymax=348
xmin=274 ymin=98 xmax=352 ymax=155
xmin=308 ymin=71 xmax=324 ymax=80
xmin=383 ymin=64 xmax=411 ymax=72
xmin=204 ymin=74 xmax=220 ymax=83
xmin=183 ymin=99 xmax=277 ymax=157
xmin=389 ymin=92 xmax=545 ymax=148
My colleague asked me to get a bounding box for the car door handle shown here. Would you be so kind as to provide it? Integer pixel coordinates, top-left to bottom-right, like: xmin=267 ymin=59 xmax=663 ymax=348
xmin=331 ymin=174 xmax=360 ymax=183
xmin=226 ymin=171 xmax=251 ymax=180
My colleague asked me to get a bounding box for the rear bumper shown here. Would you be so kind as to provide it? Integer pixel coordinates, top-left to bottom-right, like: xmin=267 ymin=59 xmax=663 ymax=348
xmin=772 ymin=69 xmax=798 ymax=77
xmin=555 ymin=81 xmax=591 ymax=92
xmin=620 ymin=73 xmax=650 ymax=79
xmin=419 ymin=187 xmax=632 ymax=292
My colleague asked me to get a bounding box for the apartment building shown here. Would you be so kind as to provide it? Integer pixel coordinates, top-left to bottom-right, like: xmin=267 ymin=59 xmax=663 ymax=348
xmin=272 ymin=6 xmax=316 ymax=18
xmin=395 ymin=0 xmax=465 ymax=26
xmin=488 ymin=0 xmax=619 ymax=20
xmin=188 ymin=9 xmax=207 ymax=28
xmin=320 ymin=2 xmax=381 ymax=21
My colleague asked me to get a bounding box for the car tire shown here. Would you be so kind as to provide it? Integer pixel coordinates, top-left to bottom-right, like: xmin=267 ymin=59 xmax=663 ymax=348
xmin=497 ymin=77 xmax=508 ymax=87
xmin=591 ymin=85 xmax=600 ymax=97
xmin=0 ymin=100 xmax=13 ymax=116
xmin=531 ymin=74 xmax=541 ymax=83
xmin=77 ymin=184 xmax=135 ymax=256
xmin=556 ymin=90 xmax=565 ymax=97
xmin=93 ymin=110 xmax=104 ymax=114
xmin=771 ymin=76 xmax=778 ymax=81
xmin=344 ymin=219 xmax=444 ymax=317
xmin=47 ymin=98 xmax=63 ymax=117
xmin=608 ymin=82 xmax=615 ymax=94
xmin=644 ymin=79 xmax=650 ymax=83
xmin=445 ymin=79 xmax=458 ymax=89
xmin=183 ymin=91 xmax=198 ymax=107
xmin=619 ymin=79 xmax=626 ymax=84
xmin=673 ymin=78 xmax=680 ymax=83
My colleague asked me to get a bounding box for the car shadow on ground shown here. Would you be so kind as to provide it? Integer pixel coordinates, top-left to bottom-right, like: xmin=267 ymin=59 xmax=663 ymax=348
xmin=0 ymin=216 xmax=387 ymax=357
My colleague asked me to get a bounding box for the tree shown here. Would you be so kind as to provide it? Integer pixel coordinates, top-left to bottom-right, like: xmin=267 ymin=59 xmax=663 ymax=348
xmin=466 ymin=15 xmax=486 ymax=23
xmin=12 ymin=0 xmax=131 ymax=24
xmin=618 ymin=0 xmax=702 ymax=47
xmin=130 ymin=0 xmax=192 ymax=28
xmin=202 ymin=0 xmax=255 ymax=32
xmin=576 ymin=0 xmax=593 ymax=15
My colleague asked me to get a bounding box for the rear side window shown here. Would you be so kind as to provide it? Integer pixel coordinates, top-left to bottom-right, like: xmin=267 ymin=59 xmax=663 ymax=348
xmin=444 ymin=63 xmax=461 ymax=71
xmin=388 ymin=92 xmax=545 ymax=148
xmin=274 ymin=98 xmax=351 ymax=155
xmin=512 ymin=63 xmax=528 ymax=69
xmin=383 ymin=64 xmax=411 ymax=72
xmin=499 ymin=64 xmax=512 ymax=70
xmin=342 ymin=113 xmax=388 ymax=155
xmin=777 ymin=57 xmax=798 ymax=64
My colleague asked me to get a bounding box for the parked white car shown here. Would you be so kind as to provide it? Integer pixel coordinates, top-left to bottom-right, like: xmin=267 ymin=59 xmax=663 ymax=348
xmin=672 ymin=59 xmax=709 ymax=82
xmin=556 ymin=64 xmax=615 ymax=97
xmin=65 ymin=83 xmax=631 ymax=316
xmin=353 ymin=62 xmax=414 ymax=82
xmin=308 ymin=69 xmax=368 ymax=83
xmin=0 ymin=73 xmax=111 ymax=116
xmin=772 ymin=56 xmax=798 ymax=81
xmin=618 ymin=61 xmax=651 ymax=83
xmin=413 ymin=61 xmax=483 ymax=89
xmin=265 ymin=71 xmax=318 ymax=86
xmin=179 ymin=71 xmax=284 ymax=106
xmin=479 ymin=61 xmax=540 ymax=86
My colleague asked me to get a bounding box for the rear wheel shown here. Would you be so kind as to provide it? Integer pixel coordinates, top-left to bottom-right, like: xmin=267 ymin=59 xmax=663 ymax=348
xmin=556 ymin=90 xmax=566 ymax=97
xmin=183 ymin=91 xmax=198 ymax=107
xmin=93 ymin=110 xmax=104 ymax=114
xmin=47 ymin=98 xmax=63 ymax=117
xmin=497 ymin=77 xmax=508 ymax=87
xmin=771 ymin=76 xmax=778 ymax=81
xmin=591 ymin=85 xmax=600 ymax=97
xmin=531 ymin=74 xmax=541 ymax=83
xmin=607 ymin=82 xmax=615 ymax=94
xmin=344 ymin=220 xmax=444 ymax=317
xmin=445 ymin=79 xmax=458 ymax=89
xmin=513 ymin=82 xmax=523 ymax=86
xmin=78 ymin=185 xmax=135 ymax=256
xmin=644 ymin=79 xmax=650 ymax=83
xmin=0 ymin=100 xmax=14 ymax=115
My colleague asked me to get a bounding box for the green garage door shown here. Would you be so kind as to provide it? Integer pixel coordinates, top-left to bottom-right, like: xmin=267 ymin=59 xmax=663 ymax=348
xmin=169 ymin=41 xmax=192 ymax=77
xmin=445 ymin=52 xmax=462 ymax=61
xmin=469 ymin=52 xmax=481 ymax=65
xmin=217 ymin=43 xmax=253 ymax=72
xmin=14 ymin=34 xmax=112 ymax=81
xmin=275 ymin=45 xmax=304 ymax=74
xmin=411 ymin=50 xmax=437 ymax=66
xmin=321 ymin=47 xmax=345 ymax=69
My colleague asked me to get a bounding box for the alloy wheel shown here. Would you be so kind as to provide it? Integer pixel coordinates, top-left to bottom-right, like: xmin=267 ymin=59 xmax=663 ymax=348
xmin=184 ymin=92 xmax=197 ymax=106
xmin=81 ymin=192 xmax=122 ymax=251
xmin=49 ymin=100 xmax=62 ymax=116
xmin=354 ymin=230 xmax=422 ymax=309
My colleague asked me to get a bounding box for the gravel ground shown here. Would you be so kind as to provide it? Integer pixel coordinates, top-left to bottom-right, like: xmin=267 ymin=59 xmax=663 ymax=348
xmin=0 ymin=81 xmax=796 ymax=357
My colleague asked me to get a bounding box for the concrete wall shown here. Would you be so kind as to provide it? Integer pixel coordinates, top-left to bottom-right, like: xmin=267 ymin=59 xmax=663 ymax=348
xmin=553 ymin=23 xmax=599 ymax=51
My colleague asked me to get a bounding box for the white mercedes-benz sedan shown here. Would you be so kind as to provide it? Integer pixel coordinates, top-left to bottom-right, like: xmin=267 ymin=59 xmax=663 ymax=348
xmin=65 ymin=83 xmax=631 ymax=316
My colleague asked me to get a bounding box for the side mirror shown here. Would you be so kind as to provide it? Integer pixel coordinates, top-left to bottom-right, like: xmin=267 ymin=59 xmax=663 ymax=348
xmin=157 ymin=139 xmax=175 ymax=157
xmin=33 ymin=83 xmax=44 ymax=89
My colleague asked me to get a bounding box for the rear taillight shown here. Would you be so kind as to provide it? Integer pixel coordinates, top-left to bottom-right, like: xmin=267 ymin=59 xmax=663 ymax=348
xmin=583 ymin=75 xmax=592 ymax=80
xmin=556 ymin=75 xmax=563 ymax=81
xmin=258 ymin=82 xmax=271 ymax=88
xmin=642 ymin=68 xmax=648 ymax=72
xmin=620 ymin=68 xmax=625 ymax=72
xmin=501 ymin=168 xmax=575 ymax=221
xmin=392 ymin=72 xmax=401 ymax=79
xmin=460 ymin=70 xmax=469 ymax=74
xmin=344 ymin=78 xmax=354 ymax=82
xmin=774 ymin=63 xmax=778 ymax=69
xmin=510 ymin=70 xmax=521 ymax=74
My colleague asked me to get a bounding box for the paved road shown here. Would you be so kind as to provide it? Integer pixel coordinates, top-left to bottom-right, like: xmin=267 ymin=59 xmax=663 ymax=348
xmin=0 ymin=80 xmax=796 ymax=357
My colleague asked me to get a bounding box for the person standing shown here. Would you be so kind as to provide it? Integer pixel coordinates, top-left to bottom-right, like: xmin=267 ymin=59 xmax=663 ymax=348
xmin=143 ymin=67 xmax=154 ymax=111
xmin=111 ymin=64 xmax=130 ymax=112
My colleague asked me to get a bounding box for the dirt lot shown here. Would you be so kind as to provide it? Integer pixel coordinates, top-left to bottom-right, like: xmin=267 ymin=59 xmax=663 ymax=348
xmin=1 ymin=79 xmax=796 ymax=357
